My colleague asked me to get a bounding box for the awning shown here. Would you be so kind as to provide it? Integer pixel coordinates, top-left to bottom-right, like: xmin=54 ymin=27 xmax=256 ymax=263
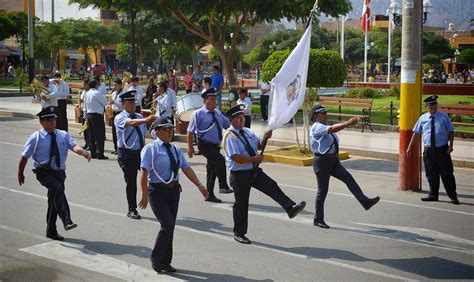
xmin=68 ymin=53 xmax=85 ymax=59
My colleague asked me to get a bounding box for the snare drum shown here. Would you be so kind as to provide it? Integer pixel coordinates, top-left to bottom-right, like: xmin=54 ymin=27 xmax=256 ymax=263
xmin=175 ymin=94 xmax=203 ymax=122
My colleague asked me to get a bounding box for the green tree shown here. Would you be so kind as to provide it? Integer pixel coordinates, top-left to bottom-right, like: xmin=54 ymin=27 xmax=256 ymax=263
xmin=5 ymin=12 xmax=29 ymax=68
xmin=0 ymin=11 xmax=14 ymax=41
xmin=458 ymin=48 xmax=474 ymax=67
xmin=72 ymin=0 xmax=352 ymax=84
xmin=34 ymin=21 xmax=69 ymax=70
xmin=116 ymin=42 xmax=129 ymax=62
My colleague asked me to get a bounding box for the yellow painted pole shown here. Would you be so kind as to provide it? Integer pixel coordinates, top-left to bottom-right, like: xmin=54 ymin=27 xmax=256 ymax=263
xmin=399 ymin=0 xmax=422 ymax=191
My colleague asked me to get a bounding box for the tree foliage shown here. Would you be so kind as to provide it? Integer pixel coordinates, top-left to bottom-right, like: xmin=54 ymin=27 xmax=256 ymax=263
xmin=458 ymin=48 xmax=474 ymax=66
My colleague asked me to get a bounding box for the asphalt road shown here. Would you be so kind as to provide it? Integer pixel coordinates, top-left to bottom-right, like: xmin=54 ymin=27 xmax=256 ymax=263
xmin=1 ymin=116 xmax=473 ymax=281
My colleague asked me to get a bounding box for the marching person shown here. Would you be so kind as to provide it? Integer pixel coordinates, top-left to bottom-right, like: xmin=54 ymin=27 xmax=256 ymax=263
xmin=236 ymin=88 xmax=252 ymax=128
xmin=223 ymin=105 xmax=306 ymax=244
xmin=153 ymin=82 xmax=173 ymax=119
xmin=79 ymin=79 xmax=90 ymax=149
xmin=18 ymin=107 xmax=91 ymax=241
xmin=127 ymin=77 xmax=144 ymax=113
xmin=310 ymin=105 xmax=380 ymax=229
xmin=95 ymin=76 xmax=107 ymax=96
xmin=115 ymin=90 xmax=156 ymax=219
xmin=38 ymin=75 xmax=60 ymax=110
xmin=52 ymin=73 xmax=70 ymax=131
xmin=187 ymin=88 xmax=233 ymax=203
xmin=84 ymin=80 xmax=108 ymax=160
xmin=139 ymin=116 xmax=208 ymax=273
xmin=406 ymin=96 xmax=459 ymax=204
xmin=110 ymin=79 xmax=126 ymax=155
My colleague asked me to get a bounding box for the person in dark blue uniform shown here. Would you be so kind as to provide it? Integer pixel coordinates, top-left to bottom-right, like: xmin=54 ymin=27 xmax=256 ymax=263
xmin=18 ymin=106 xmax=91 ymax=240
xmin=406 ymin=96 xmax=459 ymax=204
xmin=310 ymin=105 xmax=380 ymax=229
xmin=115 ymin=90 xmax=156 ymax=219
xmin=139 ymin=116 xmax=208 ymax=273
xmin=186 ymin=88 xmax=233 ymax=203
xmin=223 ymin=105 xmax=306 ymax=244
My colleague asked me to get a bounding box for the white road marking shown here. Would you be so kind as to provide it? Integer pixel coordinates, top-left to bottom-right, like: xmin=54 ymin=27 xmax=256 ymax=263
xmin=0 ymin=141 xmax=23 ymax=147
xmin=20 ymin=241 xmax=181 ymax=281
xmin=0 ymin=185 xmax=414 ymax=280
xmin=212 ymin=203 xmax=473 ymax=255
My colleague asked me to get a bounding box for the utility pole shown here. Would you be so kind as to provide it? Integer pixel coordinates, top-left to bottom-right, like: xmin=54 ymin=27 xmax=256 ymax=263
xmin=399 ymin=0 xmax=422 ymax=191
xmin=27 ymin=0 xmax=34 ymax=83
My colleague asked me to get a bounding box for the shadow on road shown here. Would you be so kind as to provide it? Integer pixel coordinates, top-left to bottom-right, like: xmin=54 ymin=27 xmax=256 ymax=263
xmin=170 ymin=269 xmax=272 ymax=281
xmin=63 ymin=238 xmax=151 ymax=259
xmin=342 ymin=158 xmax=399 ymax=173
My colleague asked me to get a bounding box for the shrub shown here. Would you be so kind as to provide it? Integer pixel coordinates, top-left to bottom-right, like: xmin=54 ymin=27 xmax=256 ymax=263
xmin=385 ymin=85 xmax=400 ymax=98
xmin=340 ymin=87 xmax=379 ymax=98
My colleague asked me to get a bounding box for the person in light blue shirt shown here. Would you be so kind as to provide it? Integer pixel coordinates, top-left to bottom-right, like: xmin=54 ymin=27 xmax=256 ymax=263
xmin=406 ymin=95 xmax=458 ymax=204
xmin=186 ymin=88 xmax=232 ymax=202
xmin=115 ymin=90 xmax=156 ymax=220
xmin=138 ymin=116 xmax=208 ymax=274
xmin=222 ymin=104 xmax=306 ymax=245
xmin=310 ymin=104 xmax=380 ymax=229
xmin=18 ymin=106 xmax=91 ymax=241
xmin=210 ymin=65 xmax=224 ymax=110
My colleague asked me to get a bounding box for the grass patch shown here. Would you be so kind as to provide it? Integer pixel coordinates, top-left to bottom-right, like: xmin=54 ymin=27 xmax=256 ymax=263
xmin=266 ymin=146 xmax=313 ymax=158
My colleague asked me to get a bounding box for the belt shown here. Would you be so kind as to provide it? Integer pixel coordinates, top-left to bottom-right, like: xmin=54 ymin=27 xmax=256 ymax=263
xmin=118 ymin=148 xmax=141 ymax=152
xmin=424 ymin=144 xmax=448 ymax=150
xmin=33 ymin=167 xmax=65 ymax=174
xmin=314 ymin=153 xmax=337 ymax=157
xmin=198 ymin=139 xmax=220 ymax=146
xmin=150 ymin=181 xmax=180 ymax=189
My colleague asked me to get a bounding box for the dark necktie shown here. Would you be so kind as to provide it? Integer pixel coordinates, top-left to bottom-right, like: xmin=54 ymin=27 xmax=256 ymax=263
xmin=211 ymin=111 xmax=222 ymax=141
xmin=49 ymin=131 xmax=60 ymax=169
xmin=130 ymin=114 xmax=145 ymax=148
xmin=239 ymin=130 xmax=256 ymax=156
xmin=330 ymin=133 xmax=339 ymax=154
xmin=164 ymin=143 xmax=179 ymax=176
xmin=430 ymin=116 xmax=436 ymax=148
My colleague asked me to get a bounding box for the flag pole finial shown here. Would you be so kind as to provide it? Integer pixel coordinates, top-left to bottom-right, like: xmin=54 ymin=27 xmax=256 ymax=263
xmin=311 ymin=0 xmax=319 ymax=14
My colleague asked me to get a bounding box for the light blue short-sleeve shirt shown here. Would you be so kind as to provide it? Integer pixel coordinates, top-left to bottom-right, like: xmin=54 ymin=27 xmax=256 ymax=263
xmin=310 ymin=122 xmax=339 ymax=155
xmin=413 ymin=111 xmax=454 ymax=148
xmin=22 ymin=129 xmax=76 ymax=170
xmin=224 ymin=126 xmax=260 ymax=171
xmin=114 ymin=110 xmax=147 ymax=150
xmin=140 ymin=138 xmax=190 ymax=183
xmin=187 ymin=106 xmax=230 ymax=145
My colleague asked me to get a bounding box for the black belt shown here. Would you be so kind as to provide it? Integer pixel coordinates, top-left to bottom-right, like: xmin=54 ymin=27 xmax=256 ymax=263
xmin=314 ymin=153 xmax=337 ymax=157
xmin=149 ymin=181 xmax=180 ymax=189
xmin=33 ymin=167 xmax=65 ymax=174
xmin=424 ymin=144 xmax=448 ymax=151
xmin=198 ymin=139 xmax=220 ymax=146
xmin=118 ymin=148 xmax=142 ymax=152
xmin=88 ymin=112 xmax=104 ymax=116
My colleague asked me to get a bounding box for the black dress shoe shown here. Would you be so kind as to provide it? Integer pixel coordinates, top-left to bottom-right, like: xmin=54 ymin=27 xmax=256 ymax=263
xmin=287 ymin=201 xmax=306 ymax=218
xmin=111 ymin=151 xmax=118 ymax=155
xmin=313 ymin=220 xmax=330 ymax=229
xmin=90 ymin=155 xmax=97 ymax=159
xmin=451 ymin=198 xmax=460 ymax=205
xmin=205 ymin=196 xmax=222 ymax=203
xmin=82 ymin=145 xmax=89 ymax=150
xmin=364 ymin=196 xmax=380 ymax=211
xmin=234 ymin=234 xmax=251 ymax=244
xmin=127 ymin=210 xmax=141 ymax=219
xmin=46 ymin=233 xmax=64 ymax=241
xmin=64 ymin=223 xmax=78 ymax=231
xmin=421 ymin=196 xmax=438 ymax=202
xmin=219 ymin=187 xmax=233 ymax=194
xmin=97 ymin=155 xmax=109 ymax=160
xmin=152 ymin=263 xmax=177 ymax=273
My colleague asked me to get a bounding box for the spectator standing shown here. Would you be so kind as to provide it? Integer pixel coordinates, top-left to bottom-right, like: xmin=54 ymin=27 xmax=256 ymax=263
xmin=210 ymin=66 xmax=224 ymax=111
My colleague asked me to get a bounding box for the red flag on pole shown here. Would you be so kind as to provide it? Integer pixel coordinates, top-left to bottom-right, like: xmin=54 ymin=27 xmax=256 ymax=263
xmin=361 ymin=0 xmax=371 ymax=33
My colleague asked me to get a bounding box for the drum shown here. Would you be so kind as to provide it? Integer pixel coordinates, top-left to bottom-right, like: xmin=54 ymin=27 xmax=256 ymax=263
xmin=175 ymin=94 xmax=203 ymax=122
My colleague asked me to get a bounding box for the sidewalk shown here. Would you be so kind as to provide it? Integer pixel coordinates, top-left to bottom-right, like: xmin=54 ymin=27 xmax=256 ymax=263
xmin=1 ymin=96 xmax=473 ymax=168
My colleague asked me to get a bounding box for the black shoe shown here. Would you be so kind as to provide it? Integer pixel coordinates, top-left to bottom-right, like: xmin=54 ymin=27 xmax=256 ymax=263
xmin=205 ymin=196 xmax=222 ymax=203
xmin=46 ymin=233 xmax=64 ymax=241
xmin=364 ymin=196 xmax=380 ymax=210
xmin=91 ymin=155 xmax=97 ymax=159
xmin=313 ymin=220 xmax=330 ymax=229
xmin=82 ymin=145 xmax=89 ymax=150
xmin=219 ymin=187 xmax=233 ymax=194
xmin=64 ymin=223 xmax=78 ymax=231
xmin=111 ymin=151 xmax=118 ymax=155
xmin=451 ymin=198 xmax=460 ymax=205
xmin=97 ymin=155 xmax=109 ymax=160
xmin=234 ymin=234 xmax=251 ymax=244
xmin=127 ymin=210 xmax=141 ymax=219
xmin=421 ymin=196 xmax=438 ymax=202
xmin=287 ymin=201 xmax=306 ymax=218
xmin=152 ymin=263 xmax=177 ymax=273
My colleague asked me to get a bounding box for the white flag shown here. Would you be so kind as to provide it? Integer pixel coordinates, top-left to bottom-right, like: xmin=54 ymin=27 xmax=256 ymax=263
xmin=267 ymin=20 xmax=312 ymax=131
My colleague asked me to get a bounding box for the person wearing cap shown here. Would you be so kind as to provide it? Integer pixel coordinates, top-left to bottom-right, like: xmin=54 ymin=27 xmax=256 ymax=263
xmin=153 ymin=82 xmax=173 ymax=119
xmin=84 ymin=79 xmax=109 ymax=160
xmin=51 ymin=73 xmax=70 ymax=131
xmin=115 ymin=90 xmax=156 ymax=219
xmin=236 ymin=88 xmax=252 ymax=128
xmin=37 ymin=75 xmax=60 ymax=110
xmin=222 ymin=104 xmax=307 ymax=244
xmin=187 ymin=88 xmax=233 ymax=203
xmin=17 ymin=106 xmax=91 ymax=241
xmin=139 ymin=116 xmax=208 ymax=273
xmin=127 ymin=77 xmax=144 ymax=113
xmin=310 ymin=104 xmax=380 ymax=229
xmin=406 ymin=96 xmax=459 ymax=204
xmin=110 ymin=79 xmax=126 ymax=155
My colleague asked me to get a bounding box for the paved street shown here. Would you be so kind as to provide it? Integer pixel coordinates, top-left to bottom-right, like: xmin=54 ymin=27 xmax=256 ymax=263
xmin=1 ymin=116 xmax=473 ymax=281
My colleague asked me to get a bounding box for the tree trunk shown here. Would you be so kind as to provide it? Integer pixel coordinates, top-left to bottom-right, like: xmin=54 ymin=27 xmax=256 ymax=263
xmin=93 ymin=49 xmax=99 ymax=65
xmin=215 ymin=46 xmax=236 ymax=86
xmin=190 ymin=48 xmax=197 ymax=66
xmin=293 ymin=121 xmax=301 ymax=149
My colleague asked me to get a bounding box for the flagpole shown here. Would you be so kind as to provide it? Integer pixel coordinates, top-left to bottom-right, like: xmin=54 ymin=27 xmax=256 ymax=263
xmin=363 ymin=13 xmax=368 ymax=82
xmin=387 ymin=12 xmax=392 ymax=83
